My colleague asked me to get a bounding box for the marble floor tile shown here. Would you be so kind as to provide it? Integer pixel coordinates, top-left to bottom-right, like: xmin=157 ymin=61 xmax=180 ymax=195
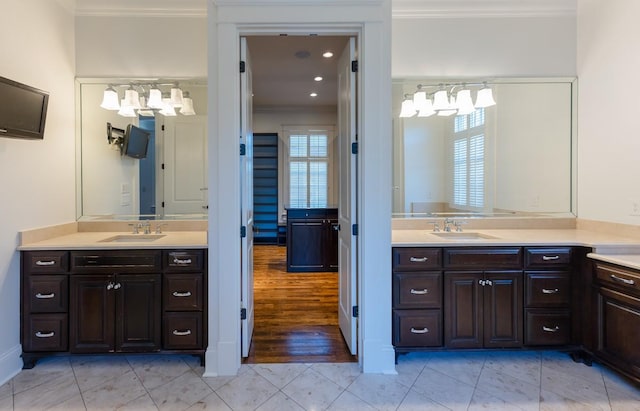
xmin=70 ymin=355 xmax=132 ymax=392
xmin=475 ymin=365 xmax=541 ymax=411
xmin=326 ymin=390 xmax=379 ymax=411
xmin=215 ymin=368 xmax=279 ymax=410
xmin=483 ymin=350 xmax=542 ymax=387
xmin=412 ymin=367 xmax=475 ymax=411
xmin=281 ymin=367 xmax=344 ymax=411
xmin=82 ymin=369 xmax=148 ymax=411
xmin=310 ymin=362 xmax=362 ymax=389
xmin=148 ymin=369 xmax=213 ymax=411
xmin=347 ymin=373 xmax=411 ymax=411
xmin=541 ymin=366 xmax=610 ymax=411
xmin=539 ymin=388 xmax=607 ymax=411
xmin=13 ymin=372 xmax=81 ymax=411
xmin=396 ymin=388 xmax=452 ymax=411
xmin=127 ymin=354 xmax=193 ymax=391
xmin=255 ymin=391 xmax=304 ymax=411
xmin=0 ymin=382 xmax=11 ymax=401
xmin=116 ymin=394 xmax=159 ymax=411
xmin=185 ymin=392 xmax=232 ymax=411
xmin=0 ymin=396 xmax=12 ymax=411
xmin=426 ymin=351 xmax=486 ymax=386
xmin=252 ymin=363 xmax=309 ymax=389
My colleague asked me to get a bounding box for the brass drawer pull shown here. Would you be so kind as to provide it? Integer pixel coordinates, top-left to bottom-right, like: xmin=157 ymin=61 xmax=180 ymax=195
xmin=173 ymin=258 xmax=192 ymax=265
xmin=611 ymin=274 xmax=635 ymax=285
xmin=542 ymin=326 xmax=560 ymax=333
xmin=542 ymin=255 xmax=560 ymax=261
xmin=542 ymin=288 xmax=559 ymax=294
xmin=35 ymin=260 xmax=56 ymax=266
xmin=409 ymin=257 xmax=428 ymax=263
xmin=173 ymin=291 xmax=192 ymax=298
xmin=173 ymin=329 xmax=192 ymax=336
xmin=410 ymin=327 xmax=429 ymax=334
xmin=35 ymin=292 xmax=55 ymax=299
xmin=35 ymin=331 xmax=55 ymax=338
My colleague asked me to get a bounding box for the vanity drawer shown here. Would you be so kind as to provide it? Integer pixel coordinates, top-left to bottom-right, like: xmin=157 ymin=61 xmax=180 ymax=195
xmin=70 ymin=250 xmax=161 ymax=273
xmin=164 ymin=250 xmax=204 ymax=272
xmin=23 ymin=251 xmax=69 ymax=274
xmin=393 ymin=309 xmax=442 ymax=347
xmin=163 ymin=273 xmax=203 ymax=311
xmin=23 ymin=314 xmax=68 ymax=352
xmin=525 ymin=309 xmax=570 ymax=346
xmin=595 ymin=262 xmax=640 ymax=295
xmin=27 ymin=275 xmax=68 ymax=313
xmin=443 ymin=247 xmax=522 ymax=269
xmin=393 ymin=272 xmax=442 ymax=309
xmin=525 ymin=272 xmax=570 ymax=307
xmin=163 ymin=312 xmax=203 ymax=349
xmin=392 ymin=248 xmax=441 ymax=271
xmin=525 ymin=247 xmax=572 ymax=268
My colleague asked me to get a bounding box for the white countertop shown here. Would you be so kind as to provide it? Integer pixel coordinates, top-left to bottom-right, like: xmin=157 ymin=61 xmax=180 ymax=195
xmin=587 ymin=253 xmax=640 ymax=271
xmin=18 ymin=231 xmax=207 ymax=250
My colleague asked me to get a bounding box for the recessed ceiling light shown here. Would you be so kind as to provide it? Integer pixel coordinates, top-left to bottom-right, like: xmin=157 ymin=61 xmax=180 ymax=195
xmin=314 ymin=76 xmax=323 ymax=82
xmin=310 ymin=92 xmax=318 ymax=97
xmin=322 ymin=51 xmax=334 ymax=58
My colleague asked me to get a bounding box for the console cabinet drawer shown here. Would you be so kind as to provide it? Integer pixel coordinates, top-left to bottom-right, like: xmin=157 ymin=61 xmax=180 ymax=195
xmin=443 ymin=247 xmax=522 ymax=269
xmin=393 ymin=272 xmax=442 ymax=309
xmin=27 ymin=275 xmax=68 ymax=313
xmin=525 ymin=247 xmax=572 ymax=268
xmin=23 ymin=314 xmax=68 ymax=352
xmin=164 ymin=250 xmax=204 ymax=272
xmin=595 ymin=263 xmax=640 ymax=295
xmin=525 ymin=272 xmax=570 ymax=307
xmin=525 ymin=309 xmax=570 ymax=346
xmin=392 ymin=248 xmax=441 ymax=271
xmin=393 ymin=309 xmax=442 ymax=347
xmin=163 ymin=312 xmax=203 ymax=349
xmin=23 ymin=251 xmax=69 ymax=274
xmin=164 ymin=273 xmax=203 ymax=311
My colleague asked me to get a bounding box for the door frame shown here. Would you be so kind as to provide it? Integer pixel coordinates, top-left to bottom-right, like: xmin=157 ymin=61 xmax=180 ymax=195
xmin=206 ymin=0 xmax=394 ymax=377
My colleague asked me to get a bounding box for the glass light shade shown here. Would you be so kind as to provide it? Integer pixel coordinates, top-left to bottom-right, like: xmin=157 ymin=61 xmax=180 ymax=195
xmin=180 ymin=93 xmax=196 ymax=115
xmin=117 ymin=99 xmax=137 ymax=117
xmin=399 ymin=98 xmax=417 ymax=118
xmin=475 ymin=87 xmax=496 ymax=108
xmin=147 ymin=88 xmax=164 ymax=109
xmin=170 ymin=87 xmax=183 ymax=108
xmin=413 ymin=91 xmax=428 ymax=111
xmin=100 ymin=86 xmax=120 ymax=110
xmin=456 ymin=89 xmax=476 ymax=115
xmin=160 ymin=97 xmax=177 ymax=116
xmin=138 ymin=109 xmax=155 ymax=117
xmin=123 ymin=88 xmax=141 ymax=109
xmin=417 ymin=99 xmax=436 ymax=117
xmin=432 ymin=90 xmax=450 ymax=111
xmin=437 ymin=96 xmax=457 ymax=116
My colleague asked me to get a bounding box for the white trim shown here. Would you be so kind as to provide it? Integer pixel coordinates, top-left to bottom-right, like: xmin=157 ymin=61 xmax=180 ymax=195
xmin=0 ymin=345 xmax=23 ymax=387
xmin=392 ymin=0 xmax=577 ymax=19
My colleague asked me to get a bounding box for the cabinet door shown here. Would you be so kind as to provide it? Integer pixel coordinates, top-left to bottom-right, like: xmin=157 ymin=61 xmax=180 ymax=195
xmin=596 ymin=287 xmax=640 ymax=379
xmin=287 ymin=219 xmax=326 ymax=271
xmin=445 ymin=272 xmax=483 ymax=348
xmin=116 ymin=274 xmax=161 ymax=352
xmin=484 ymin=271 xmax=523 ymax=348
xmin=70 ymin=275 xmax=114 ymax=353
xmin=326 ymin=219 xmax=339 ymax=270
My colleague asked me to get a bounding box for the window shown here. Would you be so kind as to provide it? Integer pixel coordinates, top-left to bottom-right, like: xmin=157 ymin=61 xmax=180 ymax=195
xmin=453 ymin=108 xmax=485 ymax=209
xmin=288 ymin=132 xmax=330 ymax=208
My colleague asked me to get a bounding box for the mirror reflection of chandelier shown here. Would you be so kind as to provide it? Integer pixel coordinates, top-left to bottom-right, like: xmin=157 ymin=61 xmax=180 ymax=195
xmin=399 ymin=82 xmax=496 ymax=118
xmin=100 ymin=82 xmax=196 ymax=117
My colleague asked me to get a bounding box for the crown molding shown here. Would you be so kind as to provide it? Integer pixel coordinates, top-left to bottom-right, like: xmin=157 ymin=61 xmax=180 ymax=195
xmin=74 ymin=0 xmax=207 ymax=17
xmin=392 ymin=0 xmax=576 ymax=19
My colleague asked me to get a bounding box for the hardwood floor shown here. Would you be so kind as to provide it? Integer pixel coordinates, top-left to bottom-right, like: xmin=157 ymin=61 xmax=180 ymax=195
xmin=244 ymin=244 xmax=356 ymax=363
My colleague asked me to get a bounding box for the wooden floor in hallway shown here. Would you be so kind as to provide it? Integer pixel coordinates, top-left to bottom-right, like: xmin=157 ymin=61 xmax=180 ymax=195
xmin=244 ymin=244 xmax=356 ymax=364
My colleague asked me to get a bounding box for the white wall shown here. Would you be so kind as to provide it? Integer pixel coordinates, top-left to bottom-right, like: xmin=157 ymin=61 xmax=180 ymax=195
xmin=0 ymin=0 xmax=76 ymax=384
xmin=577 ymin=0 xmax=640 ymax=224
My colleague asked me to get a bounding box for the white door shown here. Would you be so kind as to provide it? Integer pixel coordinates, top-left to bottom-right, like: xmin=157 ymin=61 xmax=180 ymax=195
xmin=337 ymin=37 xmax=358 ymax=355
xmin=161 ymin=115 xmax=208 ymax=216
xmin=240 ymin=37 xmax=255 ymax=358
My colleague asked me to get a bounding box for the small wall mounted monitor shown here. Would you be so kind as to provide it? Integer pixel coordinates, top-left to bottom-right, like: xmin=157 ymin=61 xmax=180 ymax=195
xmin=0 ymin=76 xmax=49 ymax=140
xmin=122 ymin=124 xmax=151 ymax=159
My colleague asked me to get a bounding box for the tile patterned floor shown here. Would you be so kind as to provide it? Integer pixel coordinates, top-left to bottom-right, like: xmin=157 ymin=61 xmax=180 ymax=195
xmin=1 ymin=351 xmax=639 ymax=410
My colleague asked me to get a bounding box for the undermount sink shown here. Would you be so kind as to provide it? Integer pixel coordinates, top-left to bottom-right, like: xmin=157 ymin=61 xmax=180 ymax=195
xmin=430 ymin=231 xmax=498 ymax=240
xmin=99 ymin=234 xmax=166 ymax=243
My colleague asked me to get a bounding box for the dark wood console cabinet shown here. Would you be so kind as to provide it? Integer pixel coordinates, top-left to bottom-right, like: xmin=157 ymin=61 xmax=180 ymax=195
xmin=286 ymin=208 xmax=338 ymax=272
xmin=392 ymin=245 xmax=583 ymax=359
xmin=21 ymin=248 xmax=207 ymax=368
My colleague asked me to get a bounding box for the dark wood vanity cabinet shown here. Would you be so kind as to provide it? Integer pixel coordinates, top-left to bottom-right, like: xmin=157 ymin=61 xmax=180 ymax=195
xmin=593 ymin=261 xmax=640 ymax=383
xmin=21 ymin=248 xmax=207 ymax=368
xmin=286 ymin=208 xmax=338 ymax=272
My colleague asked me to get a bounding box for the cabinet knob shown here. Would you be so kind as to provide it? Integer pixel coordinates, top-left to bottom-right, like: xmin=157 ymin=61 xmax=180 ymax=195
xmin=113 ymin=283 xmax=122 ymax=290
xmin=106 ymin=282 xmax=114 ymax=290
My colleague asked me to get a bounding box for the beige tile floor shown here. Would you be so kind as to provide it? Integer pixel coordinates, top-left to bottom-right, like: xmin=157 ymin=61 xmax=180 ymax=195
xmin=1 ymin=351 xmax=639 ymax=410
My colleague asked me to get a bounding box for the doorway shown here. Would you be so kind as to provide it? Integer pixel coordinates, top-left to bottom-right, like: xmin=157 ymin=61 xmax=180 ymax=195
xmin=242 ymin=35 xmax=357 ymax=363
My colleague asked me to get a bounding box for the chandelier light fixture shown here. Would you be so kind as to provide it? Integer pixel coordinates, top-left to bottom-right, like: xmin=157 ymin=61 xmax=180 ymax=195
xmin=399 ymin=82 xmax=496 ymax=118
xmin=99 ymin=82 xmax=197 ymax=117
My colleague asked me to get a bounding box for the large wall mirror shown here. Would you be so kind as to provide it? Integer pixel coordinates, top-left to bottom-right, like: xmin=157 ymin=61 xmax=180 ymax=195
xmin=75 ymin=79 xmax=208 ymax=220
xmin=392 ymin=78 xmax=577 ymax=218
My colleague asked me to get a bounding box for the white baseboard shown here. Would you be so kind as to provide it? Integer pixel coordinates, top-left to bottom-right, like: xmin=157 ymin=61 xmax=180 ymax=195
xmin=0 ymin=345 xmax=23 ymax=387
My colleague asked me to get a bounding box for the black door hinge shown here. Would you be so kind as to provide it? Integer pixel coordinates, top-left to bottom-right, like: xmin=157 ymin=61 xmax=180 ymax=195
xmin=240 ymin=143 xmax=246 ymax=156
xmin=161 ymin=202 xmax=165 ymax=208
xmin=352 ymin=224 xmax=358 ymax=236
xmin=351 ymin=142 xmax=358 ymax=155
xmin=161 ymin=163 xmax=165 ymax=170
xmin=240 ymin=61 xmax=246 ymax=73
xmin=161 ymin=125 xmax=165 ymax=131
xmin=241 ymin=308 xmax=247 ymax=320
xmin=351 ymin=60 xmax=358 ymax=73
xmin=241 ymin=226 xmax=247 ymax=238
xmin=352 ymin=306 xmax=359 ymax=318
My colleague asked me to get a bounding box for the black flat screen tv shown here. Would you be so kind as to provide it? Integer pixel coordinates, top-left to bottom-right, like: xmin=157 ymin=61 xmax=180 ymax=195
xmin=0 ymin=76 xmax=49 ymax=140
xmin=122 ymin=124 xmax=150 ymax=159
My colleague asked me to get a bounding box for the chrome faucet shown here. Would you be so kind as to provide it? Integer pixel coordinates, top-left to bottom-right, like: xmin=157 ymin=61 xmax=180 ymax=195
xmin=142 ymin=221 xmax=151 ymax=234
xmin=443 ymin=218 xmax=453 ymax=232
